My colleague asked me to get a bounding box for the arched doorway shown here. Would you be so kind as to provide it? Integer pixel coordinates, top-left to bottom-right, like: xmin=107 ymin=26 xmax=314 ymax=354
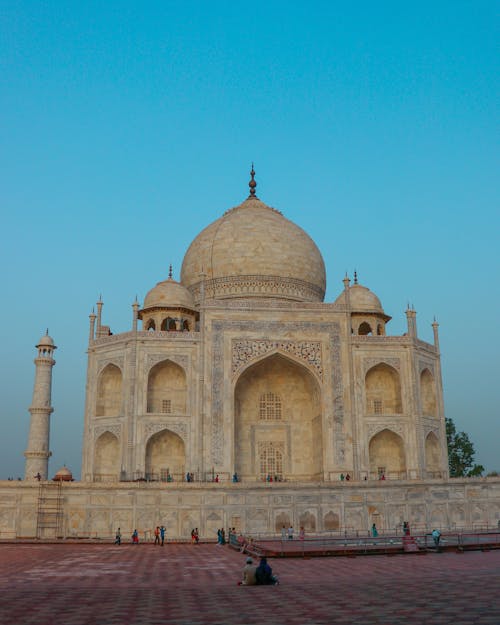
xmin=234 ymin=353 xmax=322 ymax=481
xmin=96 ymin=364 xmax=122 ymax=416
xmin=94 ymin=431 xmax=120 ymax=481
xmin=365 ymin=363 xmax=402 ymax=415
xmin=147 ymin=360 xmax=187 ymax=414
xmin=145 ymin=429 xmax=185 ymax=480
xmin=425 ymin=432 xmax=441 ymax=477
xmin=368 ymin=429 xmax=406 ymax=479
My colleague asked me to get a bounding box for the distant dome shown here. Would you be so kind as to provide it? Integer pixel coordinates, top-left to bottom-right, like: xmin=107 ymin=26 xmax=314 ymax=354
xmin=143 ymin=277 xmax=195 ymax=311
xmin=334 ymin=282 xmax=388 ymax=316
xmin=37 ymin=333 xmax=55 ymax=347
xmin=181 ymin=195 xmax=326 ymax=303
xmin=53 ymin=466 xmax=73 ymax=481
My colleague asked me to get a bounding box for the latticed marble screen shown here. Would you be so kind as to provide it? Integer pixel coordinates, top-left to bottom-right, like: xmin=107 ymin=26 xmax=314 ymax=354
xmin=259 ymin=392 xmax=282 ymax=420
xmin=259 ymin=443 xmax=284 ymax=478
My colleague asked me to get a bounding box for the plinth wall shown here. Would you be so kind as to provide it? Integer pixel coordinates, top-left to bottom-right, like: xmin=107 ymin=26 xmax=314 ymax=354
xmin=1 ymin=478 xmax=499 ymax=539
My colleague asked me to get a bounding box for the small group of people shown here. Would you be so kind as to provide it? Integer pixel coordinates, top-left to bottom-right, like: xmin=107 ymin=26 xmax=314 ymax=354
xmin=154 ymin=525 xmax=166 ymax=546
xmin=185 ymin=472 xmax=195 ymax=482
xmin=264 ymin=474 xmax=282 ymax=482
xmin=339 ymin=473 xmax=351 ymax=481
xmin=280 ymin=525 xmax=295 ymax=540
xmin=191 ymin=528 xmax=200 ymax=544
xmin=240 ymin=557 xmax=279 ymax=586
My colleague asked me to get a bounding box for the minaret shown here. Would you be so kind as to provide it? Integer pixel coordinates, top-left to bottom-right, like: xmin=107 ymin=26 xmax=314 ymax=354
xmin=24 ymin=332 xmax=57 ymax=480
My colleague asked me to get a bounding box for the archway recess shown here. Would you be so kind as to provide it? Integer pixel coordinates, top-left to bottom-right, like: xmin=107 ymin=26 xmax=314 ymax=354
xmin=368 ymin=429 xmax=406 ymax=479
xmin=421 ymin=369 xmax=437 ymax=417
xmin=94 ymin=431 xmax=120 ymax=481
xmin=145 ymin=429 xmax=185 ymax=480
xmin=96 ymin=364 xmax=122 ymax=416
xmin=234 ymin=353 xmax=322 ymax=481
xmin=365 ymin=363 xmax=402 ymax=414
xmin=147 ymin=360 xmax=187 ymax=414
xmin=425 ymin=432 xmax=441 ymax=477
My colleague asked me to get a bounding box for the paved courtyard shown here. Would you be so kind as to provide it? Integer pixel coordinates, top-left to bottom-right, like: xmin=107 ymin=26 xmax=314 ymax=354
xmin=0 ymin=543 xmax=499 ymax=625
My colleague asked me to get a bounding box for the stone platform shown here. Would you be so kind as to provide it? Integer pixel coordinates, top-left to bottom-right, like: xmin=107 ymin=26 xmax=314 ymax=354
xmin=0 ymin=543 xmax=499 ymax=624
xmin=1 ymin=477 xmax=500 ymax=539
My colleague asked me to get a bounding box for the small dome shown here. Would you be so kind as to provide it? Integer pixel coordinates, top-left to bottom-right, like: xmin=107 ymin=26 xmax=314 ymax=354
xmin=37 ymin=333 xmax=55 ymax=347
xmin=143 ymin=277 xmax=196 ymax=311
xmin=53 ymin=466 xmax=73 ymax=481
xmin=334 ymin=283 xmax=386 ymax=314
xmin=181 ymin=196 xmax=326 ymax=303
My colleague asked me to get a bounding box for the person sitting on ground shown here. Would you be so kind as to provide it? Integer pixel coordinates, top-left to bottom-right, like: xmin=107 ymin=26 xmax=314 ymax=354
xmin=239 ymin=557 xmax=257 ymax=586
xmin=255 ymin=556 xmax=278 ymax=585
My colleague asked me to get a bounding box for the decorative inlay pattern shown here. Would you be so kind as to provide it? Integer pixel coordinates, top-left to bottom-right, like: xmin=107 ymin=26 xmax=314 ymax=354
xmin=212 ymin=320 xmax=344 ymax=466
xmin=144 ymin=421 xmax=188 ymax=440
xmin=232 ymin=339 xmax=323 ymax=379
xmin=419 ymin=361 xmax=435 ymax=376
xmin=364 ymin=357 xmax=401 ymax=373
xmin=96 ymin=357 xmax=124 ymax=375
xmin=146 ymin=353 xmax=189 ymax=372
xmin=189 ymin=274 xmax=325 ymax=306
xmin=366 ymin=422 xmax=405 ymax=441
xmin=94 ymin=425 xmax=121 ymax=440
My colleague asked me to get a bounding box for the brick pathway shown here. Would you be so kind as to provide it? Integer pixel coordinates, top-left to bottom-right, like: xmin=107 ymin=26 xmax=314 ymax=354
xmin=0 ymin=543 xmax=499 ymax=624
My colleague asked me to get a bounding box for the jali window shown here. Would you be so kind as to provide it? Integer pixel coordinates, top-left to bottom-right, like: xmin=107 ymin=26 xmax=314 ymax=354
xmin=259 ymin=392 xmax=282 ymax=420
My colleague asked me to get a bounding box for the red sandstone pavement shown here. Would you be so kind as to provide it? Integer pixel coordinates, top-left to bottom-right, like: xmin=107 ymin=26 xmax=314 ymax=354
xmin=0 ymin=544 xmax=499 ymax=625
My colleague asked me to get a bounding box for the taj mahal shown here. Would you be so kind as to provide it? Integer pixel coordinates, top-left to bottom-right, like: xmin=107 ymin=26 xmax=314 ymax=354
xmin=2 ymin=169 xmax=499 ymax=539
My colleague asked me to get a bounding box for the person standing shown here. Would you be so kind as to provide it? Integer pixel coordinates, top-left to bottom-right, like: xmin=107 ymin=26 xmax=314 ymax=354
xmin=154 ymin=526 xmax=160 ymax=545
xmin=299 ymin=526 xmax=305 ymax=540
xmin=132 ymin=529 xmax=139 ymax=544
xmin=160 ymin=525 xmax=166 ymax=546
xmin=288 ymin=525 xmax=294 ymax=540
xmin=281 ymin=525 xmax=287 ymax=541
xmin=371 ymin=523 xmax=378 ymax=538
xmin=114 ymin=527 xmax=121 ymax=545
xmin=432 ymin=529 xmax=441 ymax=547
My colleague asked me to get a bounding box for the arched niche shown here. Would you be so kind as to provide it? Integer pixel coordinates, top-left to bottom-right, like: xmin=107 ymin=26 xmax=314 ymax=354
xmin=161 ymin=317 xmax=177 ymax=332
xmin=94 ymin=431 xmax=120 ymax=480
xmin=96 ymin=364 xmax=122 ymax=417
xmin=145 ymin=429 xmax=185 ymax=480
xmin=421 ymin=369 xmax=437 ymax=417
xmin=147 ymin=360 xmax=187 ymax=414
xmin=368 ymin=429 xmax=406 ymax=478
xmin=365 ymin=363 xmax=402 ymax=414
xmin=275 ymin=512 xmax=291 ymax=533
xmin=146 ymin=319 xmax=156 ymax=331
xmin=324 ymin=511 xmax=340 ymax=531
xmin=234 ymin=353 xmax=322 ymax=481
xmin=358 ymin=322 xmax=373 ymax=336
xmin=425 ymin=432 xmax=441 ymax=476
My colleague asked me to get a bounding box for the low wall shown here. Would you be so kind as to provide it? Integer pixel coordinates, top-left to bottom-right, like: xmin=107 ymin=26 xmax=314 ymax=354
xmin=1 ymin=478 xmax=499 ymax=540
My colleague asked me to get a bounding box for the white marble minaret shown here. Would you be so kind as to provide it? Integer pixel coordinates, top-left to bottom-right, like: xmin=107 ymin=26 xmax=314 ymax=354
xmin=24 ymin=332 xmax=56 ymax=480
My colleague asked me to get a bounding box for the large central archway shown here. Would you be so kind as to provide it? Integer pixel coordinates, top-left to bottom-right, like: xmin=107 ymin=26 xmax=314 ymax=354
xmin=145 ymin=429 xmax=185 ymax=480
xmin=234 ymin=353 xmax=322 ymax=481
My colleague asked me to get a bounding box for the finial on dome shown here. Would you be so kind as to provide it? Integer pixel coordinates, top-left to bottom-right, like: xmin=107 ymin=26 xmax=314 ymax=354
xmin=353 ymin=270 xmax=358 ymax=285
xmin=248 ymin=163 xmax=257 ymax=198
xmin=168 ymin=264 xmax=173 ymax=279
xmin=46 ymin=328 xmax=49 ymax=336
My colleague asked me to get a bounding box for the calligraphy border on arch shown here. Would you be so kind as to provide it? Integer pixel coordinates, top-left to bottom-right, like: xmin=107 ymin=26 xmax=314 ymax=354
xmin=211 ymin=320 xmax=344 ymax=466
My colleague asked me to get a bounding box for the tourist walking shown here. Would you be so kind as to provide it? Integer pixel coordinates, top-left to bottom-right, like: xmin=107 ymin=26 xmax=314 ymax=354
xmin=160 ymin=525 xmax=166 ymax=546
xmin=114 ymin=527 xmax=121 ymax=545
xmin=432 ymin=528 xmax=441 ymax=547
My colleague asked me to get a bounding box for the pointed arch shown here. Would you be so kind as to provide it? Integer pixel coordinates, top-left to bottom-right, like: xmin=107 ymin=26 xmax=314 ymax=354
xmin=147 ymin=359 xmax=187 ymax=414
xmin=368 ymin=428 xmax=406 ymax=479
xmin=234 ymin=353 xmax=322 ymax=481
xmin=94 ymin=431 xmax=120 ymax=480
xmin=96 ymin=364 xmax=122 ymax=416
xmin=145 ymin=429 xmax=185 ymax=480
xmin=421 ymin=368 xmax=437 ymax=417
xmin=358 ymin=322 xmax=372 ymax=336
xmin=425 ymin=431 xmax=441 ymax=476
xmin=365 ymin=363 xmax=402 ymax=414
xmin=161 ymin=317 xmax=177 ymax=332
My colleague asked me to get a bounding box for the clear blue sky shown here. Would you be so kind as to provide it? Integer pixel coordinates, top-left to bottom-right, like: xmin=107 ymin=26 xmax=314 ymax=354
xmin=1 ymin=1 xmax=498 ymax=478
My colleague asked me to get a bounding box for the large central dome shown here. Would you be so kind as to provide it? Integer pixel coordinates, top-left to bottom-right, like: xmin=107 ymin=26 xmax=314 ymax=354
xmin=181 ymin=183 xmax=326 ymax=304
